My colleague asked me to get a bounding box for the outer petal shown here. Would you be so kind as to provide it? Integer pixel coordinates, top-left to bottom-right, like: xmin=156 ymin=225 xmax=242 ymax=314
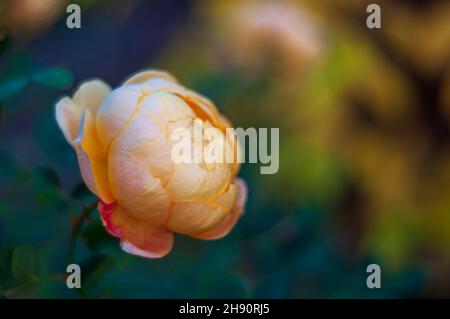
xmin=96 ymin=84 xmax=146 ymax=150
xmin=140 ymin=92 xmax=195 ymax=132
xmin=98 ymin=200 xmax=122 ymax=237
xmin=167 ymin=87 xmax=242 ymax=175
xmin=55 ymin=80 xmax=111 ymax=144
xmin=98 ymin=201 xmax=174 ymax=258
xmin=191 ymin=178 xmax=247 ymax=240
xmin=72 ymin=138 xmax=98 ymax=198
xmin=213 ymin=180 xmax=239 ymax=213
xmin=166 ymin=181 xmax=238 ymax=235
xmin=108 ymin=150 xmax=170 ymax=226
xmin=55 ymin=97 xmax=83 ymax=143
xmin=110 ymin=102 xmax=173 ymax=185
xmin=169 ymin=87 xmax=229 ymax=131
xmin=73 ymin=80 xmax=111 ymax=116
xmin=166 ymin=162 xmax=231 ymax=202
xmin=166 ymin=202 xmax=225 ymax=235
xmin=123 ymin=70 xmax=178 ymax=85
xmin=141 ymin=78 xmax=179 ymax=92
xmin=55 ymin=80 xmax=111 ymax=143
xmin=152 ymin=91 xmax=196 ymax=123
xmin=165 ymin=116 xmax=232 ymax=202
xmin=61 ymin=109 xmax=113 ymax=203
xmin=56 ymin=80 xmax=114 ymax=203
xmin=78 ymin=110 xmax=114 ymax=203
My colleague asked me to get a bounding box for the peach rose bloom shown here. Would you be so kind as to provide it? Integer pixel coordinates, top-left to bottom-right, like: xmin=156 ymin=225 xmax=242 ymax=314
xmin=56 ymin=70 xmax=247 ymax=258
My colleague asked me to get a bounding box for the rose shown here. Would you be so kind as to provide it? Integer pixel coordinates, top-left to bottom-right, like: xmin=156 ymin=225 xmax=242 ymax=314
xmin=56 ymin=70 xmax=247 ymax=258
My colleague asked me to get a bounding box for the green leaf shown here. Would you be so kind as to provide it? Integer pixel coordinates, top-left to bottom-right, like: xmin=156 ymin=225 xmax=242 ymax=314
xmin=0 ymin=54 xmax=73 ymax=101
xmin=0 ymin=54 xmax=32 ymax=101
xmin=11 ymin=246 xmax=36 ymax=282
xmin=0 ymin=77 xmax=29 ymax=101
xmin=32 ymin=67 xmax=74 ymax=89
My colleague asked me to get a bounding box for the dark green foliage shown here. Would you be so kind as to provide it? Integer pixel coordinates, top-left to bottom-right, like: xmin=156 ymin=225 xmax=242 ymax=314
xmin=0 ymin=53 xmax=73 ymax=102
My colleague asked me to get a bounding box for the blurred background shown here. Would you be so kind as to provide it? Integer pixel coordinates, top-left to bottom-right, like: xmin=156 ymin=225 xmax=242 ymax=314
xmin=0 ymin=0 xmax=449 ymax=298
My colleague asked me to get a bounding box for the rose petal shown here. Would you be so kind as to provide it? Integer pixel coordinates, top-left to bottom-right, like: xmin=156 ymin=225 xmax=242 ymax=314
xmin=153 ymin=91 xmax=196 ymax=123
xmin=73 ymin=80 xmax=111 ymax=116
xmin=73 ymin=110 xmax=114 ymax=203
xmin=120 ymin=238 xmax=172 ymax=259
xmin=108 ymin=150 xmax=170 ymax=226
xmin=167 ymin=87 xmax=242 ymax=175
xmin=166 ymin=201 xmax=225 ymax=235
xmin=55 ymin=97 xmax=83 ymax=143
xmin=166 ymin=162 xmax=231 ymax=202
xmin=96 ymin=84 xmax=145 ymax=149
xmin=55 ymin=80 xmax=114 ymax=203
xmin=98 ymin=201 xmax=174 ymax=258
xmin=213 ymin=180 xmax=239 ymax=213
xmin=123 ymin=70 xmax=178 ymax=85
xmin=110 ymin=103 xmax=173 ymax=185
xmin=166 ymin=181 xmax=238 ymax=235
xmin=191 ymin=178 xmax=247 ymax=240
xmin=167 ymin=87 xmax=232 ymax=132
xmin=98 ymin=200 xmax=122 ymax=237
xmin=72 ymin=137 xmax=98 ymax=197
xmin=55 ymin=80 xmax=110 ymax=144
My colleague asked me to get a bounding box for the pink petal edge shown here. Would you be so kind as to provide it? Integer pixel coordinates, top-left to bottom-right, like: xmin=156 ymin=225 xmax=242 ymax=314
xmin=98 ymin=200 xmax=122 ymax=237
xmin=97 ymin=199 xmax=173 ymax=259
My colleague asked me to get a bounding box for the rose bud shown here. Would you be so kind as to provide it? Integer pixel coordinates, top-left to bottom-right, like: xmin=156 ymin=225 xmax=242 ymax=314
xmin=56 ymin=70 xmax=247 ymax=258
